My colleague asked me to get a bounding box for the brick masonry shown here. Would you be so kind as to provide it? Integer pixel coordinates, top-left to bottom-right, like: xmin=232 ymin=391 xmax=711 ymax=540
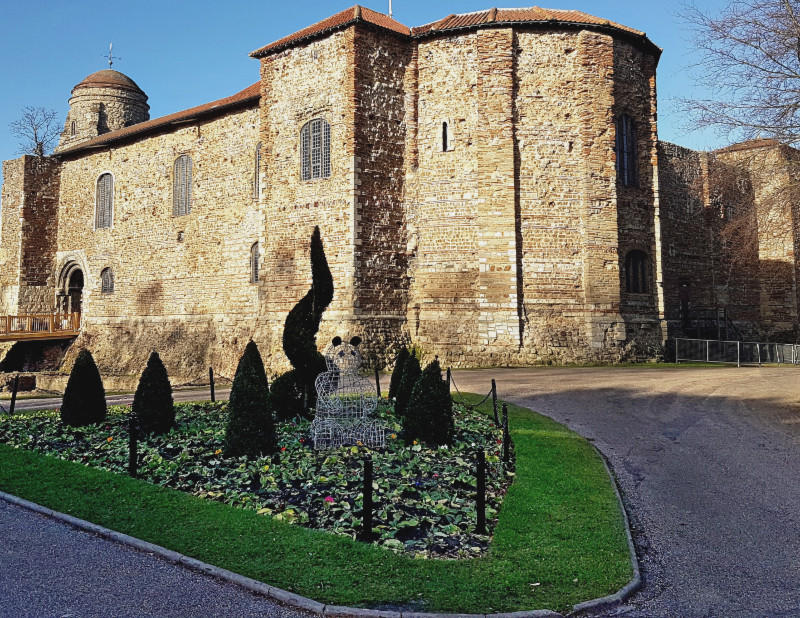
xmin=2 ymin=9 xmax=799 ymax=380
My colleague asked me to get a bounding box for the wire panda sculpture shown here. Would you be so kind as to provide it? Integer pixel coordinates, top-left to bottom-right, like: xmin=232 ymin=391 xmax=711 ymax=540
xmin=311 ymin=336 xmax=386 ymax=449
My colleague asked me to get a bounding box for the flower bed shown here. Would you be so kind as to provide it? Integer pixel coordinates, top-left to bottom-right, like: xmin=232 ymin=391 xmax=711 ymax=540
xmin=0 ymin=401 xmax=512 ymax=558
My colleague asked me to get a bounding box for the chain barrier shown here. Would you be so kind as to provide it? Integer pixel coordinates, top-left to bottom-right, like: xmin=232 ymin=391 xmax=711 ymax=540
xmin=449 ymin=370 xmax=493 ymax=410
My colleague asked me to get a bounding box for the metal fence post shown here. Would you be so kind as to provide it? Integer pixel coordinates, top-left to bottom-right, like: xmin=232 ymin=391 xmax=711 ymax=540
xmin=491 ymin=379 xmax=499 ymax=426
xmin=706 ymin=339 xmax=710 ymax=363
xmin=128 ymin=413 xmax=139 ymax=478
xmin=361 ymin=455 xmax=374 ymax=541
xmin=737 ymin=341 xmax=740 ymax=368
xmin=209 ymin=367 xmax=215 ymax=402
xmin=757 ymin=343 xmax=761 ymax=366
xmin=476 ymin=449 xmax=487 ymax=535
xmin=9 ymin=375 xmax=19 ymax=416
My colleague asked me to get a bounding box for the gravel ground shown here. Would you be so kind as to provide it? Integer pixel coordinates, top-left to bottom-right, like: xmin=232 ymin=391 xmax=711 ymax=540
xmin=452 ymin=366 xmax=800 ymax=617
xmin=0 ymin=499 xmax=313 ymax=618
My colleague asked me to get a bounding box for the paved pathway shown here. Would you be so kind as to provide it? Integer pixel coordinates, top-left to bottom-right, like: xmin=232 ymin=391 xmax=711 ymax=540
xmin=2 ymin=387 xmax=230 ymax=413
xmin=452 ymin=366 xmax=800 ymax=617
xmin=0 ymin=498 xmax=312 ymax=618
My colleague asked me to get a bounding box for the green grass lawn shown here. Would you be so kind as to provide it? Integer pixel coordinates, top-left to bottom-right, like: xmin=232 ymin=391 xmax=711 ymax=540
xmin=0 ymin=394 xmax=631 ymax=614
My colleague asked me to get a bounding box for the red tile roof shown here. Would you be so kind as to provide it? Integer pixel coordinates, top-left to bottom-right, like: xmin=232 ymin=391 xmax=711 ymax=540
xmin=412 ymin=7 xmax=645 ymax=37
xmin=251 ymin=5 xmax=655 ymax=58
xmin=74 ymin=69 xmax=147 ymax=95
xmin=57 ymin=82 xmax=260 ymax=156
xmin=250 ymin=5 xmax=410 ymax=57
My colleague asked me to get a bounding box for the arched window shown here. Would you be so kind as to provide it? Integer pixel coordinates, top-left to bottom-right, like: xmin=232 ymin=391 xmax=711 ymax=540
xmin=300 ymin=118 xmax=331 ymax=181
xmin=442 ymin=121 xmax=449 ymax=152
xmin=250 ymin=242 xmax=260 ymax=283
xmin=254 ymin=142 xmax=262 ymax=199
xmin=625 ymin=250 xmax=649 ymax=293
xmin=95 ymin=173 xmax=113 ymax=229
xmin=70 ymin=120 xmax=76 ymax=136
xmin=616 ymin=114 xmax=637 ymax=187
xmin=100 ymin=267 xmax=114 ymax=294
xmin=173 ymin=154 xmax=192 ymax=216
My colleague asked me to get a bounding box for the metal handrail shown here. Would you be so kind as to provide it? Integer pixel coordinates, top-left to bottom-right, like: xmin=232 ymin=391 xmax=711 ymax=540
xmin=675 ymin=337 xmax=800 ymax=367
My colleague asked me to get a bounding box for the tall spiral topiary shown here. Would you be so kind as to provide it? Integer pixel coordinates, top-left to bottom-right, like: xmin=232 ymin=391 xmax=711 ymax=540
xmin=224 ymin=341 xmax=276 ymax=458
xmin=404 ymin=359 xmax=454 ymax=446
xmin=281 ymin=226 xmax=334 ymax=416
xmin=388 ymin=346 xmax=409 ymax=402
xmin=60 ymin=349 xmax=107 ymax=426
xmin=132 ymin=351 xmax=174 ymax=435
xmin=395 ymin=354 xmax=421 ymax=419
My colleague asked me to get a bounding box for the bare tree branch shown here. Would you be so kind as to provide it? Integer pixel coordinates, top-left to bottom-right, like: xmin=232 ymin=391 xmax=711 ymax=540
xmin=680 ymin=0 xmax=800 ymax=145
xmin=9 ymin=106 xmax=60 ymax=157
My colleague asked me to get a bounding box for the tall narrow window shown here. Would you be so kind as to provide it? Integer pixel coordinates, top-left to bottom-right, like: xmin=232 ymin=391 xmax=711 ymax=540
xmin=300 ymin=118 xmax=331 ymax=180
xmin=442 ymin=121 xmax=449 ymax=152
xmin=254 ymin=142 xmax=262 ymax=199
xmin=70 ymin=120 xmax=76 ymax=136
xmin=100 ymin=268 xmax=114 ymax=294
xmin=95 ymin=173 xmax=113 ymax=229
xmin=173 ymin=154 xmax=192 ymax=216
xmin=616 ymin=114 xmax=637 ymax=187
xmin=625 ymin=250 xmax=648 ymax=293
xmin=250 ymin=242 xmax=260 ymax=283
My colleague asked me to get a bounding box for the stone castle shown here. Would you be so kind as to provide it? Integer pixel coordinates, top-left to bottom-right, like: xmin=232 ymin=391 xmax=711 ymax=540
xmin=2 ymin=5 xmax=799 ymax=381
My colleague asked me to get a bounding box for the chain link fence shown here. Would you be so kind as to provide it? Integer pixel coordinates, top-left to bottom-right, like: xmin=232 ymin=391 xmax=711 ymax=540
xmin=675 ymin=338 xmax=800 ymax=366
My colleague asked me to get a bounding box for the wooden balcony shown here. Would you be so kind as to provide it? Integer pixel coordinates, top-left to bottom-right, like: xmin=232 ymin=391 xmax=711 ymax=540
xmin=0 ymin=313 xmax=81 ymax=342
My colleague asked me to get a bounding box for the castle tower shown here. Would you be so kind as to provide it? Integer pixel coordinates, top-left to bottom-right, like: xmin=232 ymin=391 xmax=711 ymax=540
xmin=55 ymin=69 xmax=149 ymax=152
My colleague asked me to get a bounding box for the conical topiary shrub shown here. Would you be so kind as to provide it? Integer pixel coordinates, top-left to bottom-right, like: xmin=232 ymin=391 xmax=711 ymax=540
xmin=60 ymin=349 xmax=107 ymax=427
xmin=395 ymin=354 xmax=421 ymax=419
xmin=388 ymin=347 xmax=409 ymax=402
xmin=224 ymin=340 xmax=276 ymax=458
xmin=404 ymin=359 xmax=454 ymax=446
xmin=132 ymin=351 xmax=174 ymax=435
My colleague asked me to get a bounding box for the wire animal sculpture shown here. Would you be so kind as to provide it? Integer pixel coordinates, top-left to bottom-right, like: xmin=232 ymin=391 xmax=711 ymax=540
xmin=311 ymin=336 xmax=385 ymax=449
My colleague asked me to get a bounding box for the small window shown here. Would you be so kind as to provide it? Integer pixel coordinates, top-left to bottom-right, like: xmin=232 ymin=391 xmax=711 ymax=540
xmin=300 ymin=118 xmax=331 ymax=181
xmin=173 ymin=154 xmax=192 ymax=216
xmin=70 ymin=120 xmax=76 ymax=136
xmin=616 ymin=114 xmax=637 ymax=187
xmin=625 ymin=250 xmax=649 ymax=293
xmin=250 ymin=242 xmax=260 ymax=283
xmin=100 ymin=268 xmax=114 ymax=294
xmin=254 ymin=142 xmax=262 ymax=199
xmin=95 ymin=173 xmax=113 ymax=229
xmin=442 ymin=121 xmax=449 ymax=152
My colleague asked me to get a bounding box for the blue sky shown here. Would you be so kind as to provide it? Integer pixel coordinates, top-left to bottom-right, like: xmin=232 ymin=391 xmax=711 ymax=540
xmin=0 ymin=0 xmax=731 ymax=179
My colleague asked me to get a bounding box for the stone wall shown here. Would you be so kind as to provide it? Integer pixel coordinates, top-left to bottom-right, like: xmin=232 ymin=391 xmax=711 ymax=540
xmin=257 ymin=29 xmax=358 ymax=372
xmin=0 ymin=156 xmax=61 ymax=315
xmin=657 ymin=141 xmax=800 ymax=341
xmin=58 ymin=85 xmax=150 ymax=152
xmin=55 ymin=104 xmax=261 ymax=379
xmin=0 ymin=159 xmax=23 ymax=314
xmin=352 ymin=25 xmax=413 ymax=365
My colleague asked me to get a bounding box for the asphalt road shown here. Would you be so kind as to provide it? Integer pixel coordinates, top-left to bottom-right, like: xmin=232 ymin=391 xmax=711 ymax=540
xmin=2 ymin=387 xmax=231 ymax=413
xmin=451 ymin=366 xmax=800 ymax=617
xmin=0 ymin=499 xmax=313 ymax=618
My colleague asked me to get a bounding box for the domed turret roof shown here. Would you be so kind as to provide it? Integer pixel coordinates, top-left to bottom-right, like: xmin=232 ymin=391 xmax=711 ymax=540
xmin=73 ymin=69 xmax=145 ymax=95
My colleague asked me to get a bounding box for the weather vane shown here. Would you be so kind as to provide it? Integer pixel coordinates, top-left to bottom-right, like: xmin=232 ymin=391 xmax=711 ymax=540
xmin=104 ymin=43 xmax=121 ymax=68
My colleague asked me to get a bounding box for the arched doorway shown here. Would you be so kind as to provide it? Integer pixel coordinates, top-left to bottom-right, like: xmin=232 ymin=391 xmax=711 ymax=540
xmin=67 ymin=269 xmax=83 ymax=314
xmin=57 ymin=262 xmax=84 ymax=315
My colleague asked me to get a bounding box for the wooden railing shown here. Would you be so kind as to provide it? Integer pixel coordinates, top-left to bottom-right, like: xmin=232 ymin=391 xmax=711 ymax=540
xmin=0 ymin=313 xmax=81 ymax=341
